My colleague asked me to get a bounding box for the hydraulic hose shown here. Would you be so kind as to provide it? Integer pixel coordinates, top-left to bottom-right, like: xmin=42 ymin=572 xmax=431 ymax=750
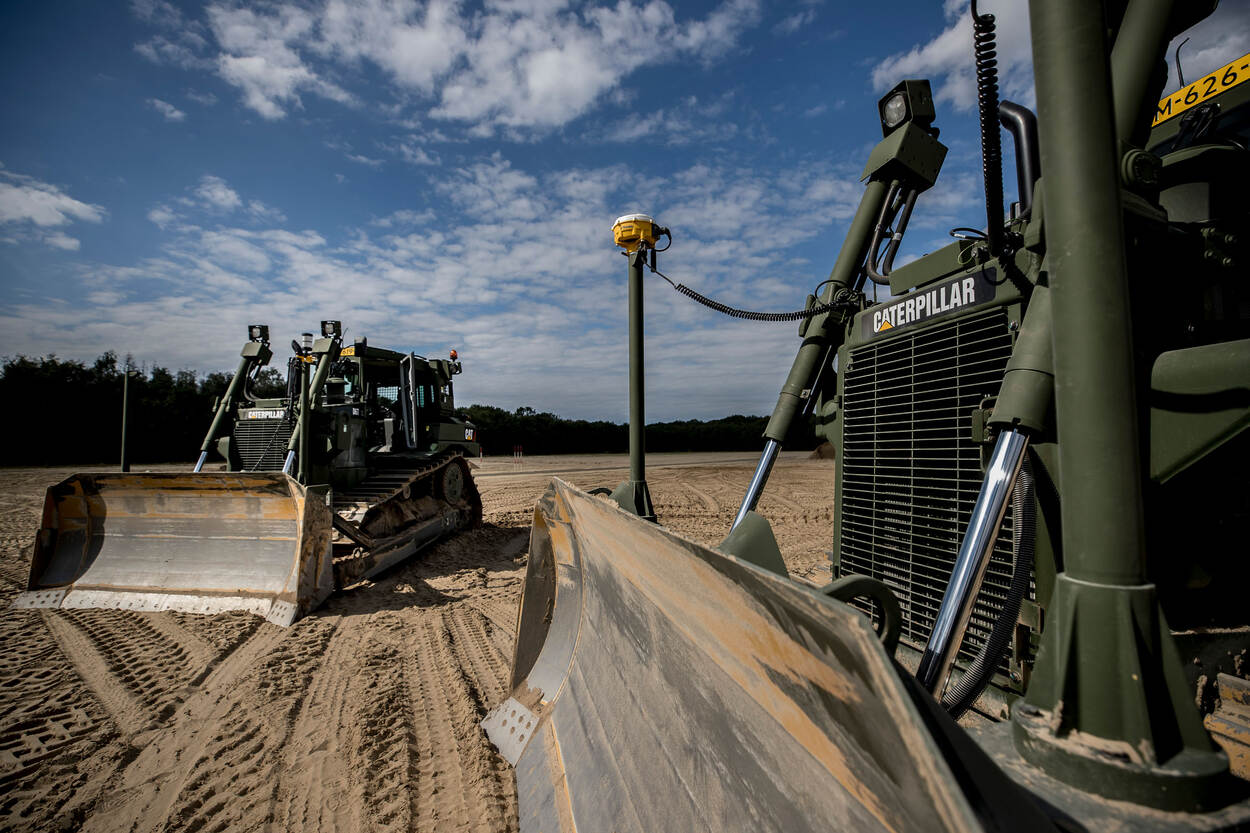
xmin=941 ymin=452 xmax=1035 ymax=718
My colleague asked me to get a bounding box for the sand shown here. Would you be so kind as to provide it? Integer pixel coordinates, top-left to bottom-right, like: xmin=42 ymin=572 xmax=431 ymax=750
xmin=0 ymin=452 xmax=835 ymax=832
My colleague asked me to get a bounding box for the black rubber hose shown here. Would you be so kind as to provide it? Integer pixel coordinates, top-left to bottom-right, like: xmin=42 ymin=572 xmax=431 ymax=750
xmin=972 ymin=1 xmax=1005 ymax=255
xmin=941 ymin=452 xmax=1035 ymax=719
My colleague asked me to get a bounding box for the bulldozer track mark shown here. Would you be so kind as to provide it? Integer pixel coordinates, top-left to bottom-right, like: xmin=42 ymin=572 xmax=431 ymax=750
xmin=43 ymin=611 xmax=156 ymax=737
xmin=168 ymin=610 xmax=262 ymax=656
xmin=404 ymin=612 xmax=516 ymax=832
xmin=141 ymin=615 xmax=217 ymax=671
xmin=0 ymin=561 xmax=27 ymax=591
xmin=270 ymin=617 xmax=361 ymax=833
xmin=679 ymin=480 xmax=722 ymax=514
xmin=466 ymin=596 xmax=520 ymax=658
xmin=0 ymin=455 xmax=825 ymax=833
xmin=137 ymin=618 xmax=340 ymax=833
xmin=445 ymin=605 xmax=511 ymax=710
xmin=348 ymin=637 xmax=419 ymax=833
xmin=0 ymin=612 xmax=120 ymax=833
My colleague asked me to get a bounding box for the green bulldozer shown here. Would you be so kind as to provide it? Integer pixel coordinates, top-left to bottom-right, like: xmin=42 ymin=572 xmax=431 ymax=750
xmin=16 ymin=320 xmax=482 ymax=625
xmin=487 ymin=1 xmax=1250 ymax=830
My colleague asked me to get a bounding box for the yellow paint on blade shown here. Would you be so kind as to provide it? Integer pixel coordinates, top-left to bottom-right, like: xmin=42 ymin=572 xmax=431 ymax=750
xmin=1154 ymin=52 xmax=1250 ymax=126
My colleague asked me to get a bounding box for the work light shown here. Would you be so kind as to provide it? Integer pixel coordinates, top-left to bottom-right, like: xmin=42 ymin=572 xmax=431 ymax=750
xmin=248 ymin=324 xmax=269 ymax=343
xmin=321 ymin=319 xmax=342 ymax=338
xmin=878 ymin=80 xmax=936 ymax=137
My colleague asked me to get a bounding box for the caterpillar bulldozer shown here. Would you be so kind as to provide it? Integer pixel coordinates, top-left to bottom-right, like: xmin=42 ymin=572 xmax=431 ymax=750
xmin=16 ymin=320 xmax=482 ymax=625
xmin=487 ymin=1 xmax=1250 ymax=830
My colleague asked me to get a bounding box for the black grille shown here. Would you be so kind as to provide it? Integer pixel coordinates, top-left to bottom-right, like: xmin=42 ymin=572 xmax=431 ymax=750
xmin=232 ymin=418 xmax=292 ymax=471
xmin=839 ymin=306 xmax=1020 ymax=669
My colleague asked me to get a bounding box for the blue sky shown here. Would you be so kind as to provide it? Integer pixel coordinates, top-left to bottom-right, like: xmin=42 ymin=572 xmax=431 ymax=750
xmin=1 ymin=1 xmax=1246 ymax=421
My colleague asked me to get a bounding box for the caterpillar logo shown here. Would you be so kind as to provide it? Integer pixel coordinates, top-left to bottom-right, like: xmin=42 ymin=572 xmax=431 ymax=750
xmin=863 ymin=269 xmax=995 ymax=339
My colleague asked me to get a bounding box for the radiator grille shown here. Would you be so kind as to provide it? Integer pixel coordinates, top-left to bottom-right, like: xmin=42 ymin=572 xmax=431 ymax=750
xmin=232 ymin=418 xmax=292 ymax=471
xmin=839 ymin=306 xmax=1020 ymax=669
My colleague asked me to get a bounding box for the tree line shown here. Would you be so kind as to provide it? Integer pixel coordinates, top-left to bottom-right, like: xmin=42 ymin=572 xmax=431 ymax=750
xmin=461 ymin=406 xmax=817 ymax=457
xmin=0 ymin=353 xmax=815 ymax=466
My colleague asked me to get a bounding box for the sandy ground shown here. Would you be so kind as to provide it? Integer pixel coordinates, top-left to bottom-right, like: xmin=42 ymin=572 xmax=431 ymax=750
xmin=0 ymin=452 xmax=835 ymax=833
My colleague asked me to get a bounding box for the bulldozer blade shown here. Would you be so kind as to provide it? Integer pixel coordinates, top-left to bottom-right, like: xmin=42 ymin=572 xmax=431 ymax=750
xmin=485 ymin=479 xmax=986 ymax=833
xmin=14 ymin=472 xmax=334 ymax=626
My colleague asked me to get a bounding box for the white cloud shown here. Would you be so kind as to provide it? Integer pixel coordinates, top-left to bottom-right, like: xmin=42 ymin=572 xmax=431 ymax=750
xmin=44 ymin=232 xmax=82 ymax=251
xmin=372 ymin=208 xmax=437 ymax=228
xmin=185 ymin=89 xmax=219 ymax=106
xmin=595 ymin=95 xmax=745 ymax=146
xmin=209 ymin=4 xmax=355 ymax=119
xmin=135 ymin=0 xmax=762 ymax=134
xmin=193 ymin=174 xmax=242 ymax=211
xmin=153 ymin=175 xmax=285 ymax=226
xmin=248 ymin=199 xmax=287 ymax=222
xmin=132 ymin=1 xmax=214 ymax=70
xmin=147 ymin=204 xmax=178 ymax=229
xmin=148 ymin=97 xmax=187 ymax=121
xmin=1161 ymin=3 xmax=1250 ymax=95
xmin=870 ymin=0 xmax=1033 ymax=112
xmin=346 ymin=152 xmax=384 ymax=167
xmin=14 ymin=153 xmax=868 ymax=419
xmin=0 ymin=168 xmax=106 ymax=250
xmin=773 ymin=9 xmax=815 ymax=36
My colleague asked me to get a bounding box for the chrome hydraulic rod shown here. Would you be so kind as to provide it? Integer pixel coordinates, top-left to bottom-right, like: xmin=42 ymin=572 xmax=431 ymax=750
xmin=916 ymin=428 xmax=1029 ymax=695
xmin=194 ymin=354 xmax=252 ymax=472
xmin=730 ymin=439 xmax=780 ymax=532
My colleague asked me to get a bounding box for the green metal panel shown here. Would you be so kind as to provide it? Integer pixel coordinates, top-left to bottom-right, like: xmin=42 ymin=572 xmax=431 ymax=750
xmin=1149 ymin=339 xmax=1250 ymax=482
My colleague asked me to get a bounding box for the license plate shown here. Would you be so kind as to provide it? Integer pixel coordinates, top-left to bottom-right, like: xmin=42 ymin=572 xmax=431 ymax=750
xmin=1153 ymin=52 xmax=1250 ymax=127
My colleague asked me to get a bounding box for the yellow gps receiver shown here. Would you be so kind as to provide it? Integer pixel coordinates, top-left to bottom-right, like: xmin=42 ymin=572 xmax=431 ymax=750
xmin=613 ymin=213 xmax=663 ymax=252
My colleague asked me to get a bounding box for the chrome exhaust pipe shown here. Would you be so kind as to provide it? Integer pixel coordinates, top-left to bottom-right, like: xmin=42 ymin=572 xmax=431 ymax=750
xmin=916 ymin=427 xmax=1029 ymax=695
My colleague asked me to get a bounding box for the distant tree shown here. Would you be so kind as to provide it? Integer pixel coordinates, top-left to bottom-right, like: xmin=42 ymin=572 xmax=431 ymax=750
xmin=252 ymin=366 xmax=287 ymax=398
xmin=0 ymin=353 xmax=814 ymax=465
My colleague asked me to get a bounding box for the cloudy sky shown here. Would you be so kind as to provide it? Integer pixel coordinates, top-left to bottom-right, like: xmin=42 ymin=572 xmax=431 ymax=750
xmin=2 ymin=1 xmax=1246 ymax=421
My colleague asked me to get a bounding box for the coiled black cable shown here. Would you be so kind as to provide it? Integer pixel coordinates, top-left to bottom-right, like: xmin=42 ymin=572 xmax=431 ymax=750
xmin=651 ymin=266 xmax=858 ymax=322
xmin=972 ymin=0 xmax=1005 ymax=256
